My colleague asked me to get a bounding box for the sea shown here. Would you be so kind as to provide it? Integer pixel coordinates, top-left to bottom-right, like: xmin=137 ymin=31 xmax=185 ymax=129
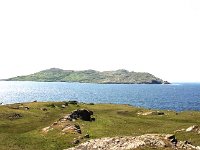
xmin=0 ymin=81 xmax=200 ymax=111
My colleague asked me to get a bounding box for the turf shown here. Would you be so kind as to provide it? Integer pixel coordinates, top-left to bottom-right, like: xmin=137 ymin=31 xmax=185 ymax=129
xmin=0 ymin=102 xmax=199 ymax=150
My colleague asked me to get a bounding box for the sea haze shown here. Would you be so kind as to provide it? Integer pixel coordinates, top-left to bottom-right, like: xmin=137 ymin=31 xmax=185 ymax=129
xmin=0 ymin=81 xmax=200 ymax=111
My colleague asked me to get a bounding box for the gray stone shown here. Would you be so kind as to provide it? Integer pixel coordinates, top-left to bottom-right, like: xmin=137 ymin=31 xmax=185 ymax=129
xmin=61 ymin=105 xmax=66 ymax=108
xmin=65 ymin=134 xmax=200 ymax=150
xmin=84 ymin=134 xmax=90 ymax=138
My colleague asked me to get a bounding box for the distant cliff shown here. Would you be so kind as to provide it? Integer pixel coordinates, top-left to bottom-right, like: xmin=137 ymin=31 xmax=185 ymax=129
xmin=5 ymin=68 xmax=169 ymax=84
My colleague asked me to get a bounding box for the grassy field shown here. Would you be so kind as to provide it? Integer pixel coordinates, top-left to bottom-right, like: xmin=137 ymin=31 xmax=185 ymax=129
xmin=0 ymin=101 xmax=199 ymax=150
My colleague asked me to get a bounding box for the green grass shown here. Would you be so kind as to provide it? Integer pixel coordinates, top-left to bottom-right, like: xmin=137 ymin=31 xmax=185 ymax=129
xmin=0 ymin=102 xmax=200 ymax=150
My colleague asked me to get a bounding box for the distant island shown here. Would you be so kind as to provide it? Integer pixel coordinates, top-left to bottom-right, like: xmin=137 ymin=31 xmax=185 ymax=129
xmin=5 ymin=68 xmax=170 ymax=84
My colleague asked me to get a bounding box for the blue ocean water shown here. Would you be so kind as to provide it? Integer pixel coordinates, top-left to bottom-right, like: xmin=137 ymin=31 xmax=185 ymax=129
xmin=0 ymin=81 xmax=200 ymax=111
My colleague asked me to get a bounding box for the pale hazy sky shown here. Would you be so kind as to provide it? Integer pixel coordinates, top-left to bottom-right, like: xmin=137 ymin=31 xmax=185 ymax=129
xmin=0 ymin=0 xmax=200 ymax=82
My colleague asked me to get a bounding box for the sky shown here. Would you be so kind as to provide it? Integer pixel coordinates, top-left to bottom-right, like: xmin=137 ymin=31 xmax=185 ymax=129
xmin=0 ymin=0 xmax=200 ymax=82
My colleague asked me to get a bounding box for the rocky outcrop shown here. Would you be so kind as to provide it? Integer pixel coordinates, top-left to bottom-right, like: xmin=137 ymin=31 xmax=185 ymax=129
xmin=67 ymin=109 xmax=94 ymax=121
xmin=186 ymin=125 xmax=200 ymax=134
xmin=42 ymin=116 xmax=82 ymax=134
xmin=137 ymin=111 xmax=165 ymax=116
xmin=174 ymin=125 xmax=200 ymax=134
xmin=62 ymin=124 xmax=81 ymax=134
xmin=163 ymin=81 xmax=170 ymax=84
xmin=42 ymin=109 xmax=94 ymax=134
xmin=65 ymin=134 xmax=200 ymax=150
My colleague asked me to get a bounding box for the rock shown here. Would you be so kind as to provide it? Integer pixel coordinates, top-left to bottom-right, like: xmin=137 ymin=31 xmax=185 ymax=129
xmin=186 ymin=125 xmax=199 ymax=132
xmin=65 ymin=134 xmax=200 ymax=150
xmin=42 ymin=126 xmax=52 ymax=133
xmin=184 ymin=141 xmax=191 ymax=144
xmin=91 ymin=117 xmax=95 ymax=121
xmin=19 ymin=106 xmax=29 ymax=110
xmin=175 ymin=125 xmax=200 ymax=134
xmin=174 ymin=128 xmax=185 ymax=133
xmin=84 ymin=134 xmax=90 ymax=138
xmin=24 ymin=106 xmax=30 ymax=110
xmin=164 ymin=134 xmax=176 ymax=140
xmin=52 ymin=122 xmax=58 ymax=126
xmin=76 ymin=129 xmax=81 ymax=134
xmin=42 ymin=113 xmax=83 ymax=134
xmin=33 ymin=100 xmax=37 ymax=102
xmin=40 ymin=108 xmax=48 ymax=111
xmin=63 ymin=101 xmax=69 ymax=106
xmin=61 ymin=105 xmax=66 ymax=108
xmin=68 ymin=109 xmax=94 ymax=121
xmin=68 ymin=101 xmax=78 ymax=105
xmin=73 ymin=140 xmax=80 ymax=144
xmin=8 ymin=113 xmax=22 ymax=120
xmin=74 ymin=124 xmax=80 ymax=129
xmin=163 ymin=81 xmax=170 ymax=84
xmin=153 ymin=111 xmax=164 ymax=115
xmin=137 ymin=111 xmax=165 ymax=116
xmin=62 ymin=125 xmax=75 ymax=132
xmin=62 ymin=124 xmax=82 ymax=134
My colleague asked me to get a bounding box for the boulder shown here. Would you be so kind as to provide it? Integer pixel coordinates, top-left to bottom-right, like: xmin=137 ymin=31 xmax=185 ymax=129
xmin=24 ymin=106 xmax=30 ymax=110
xmin=73 ymin=139 xmax=80 ymax=144
xmin=84 ymin=134 xmax=90 ymax=138
xmin=42 ymin=126 xmax=52 ymax=133
xmin=19 ymin=106 xmax=29 ymax=110
xmin=163 ymin=81 xmax=170 ymax=84
xmin=61 ymin=105 xmax=66 ymax=108
xmin=68 ymin=109 xmax=94 ymax=121
xmin=8 ymin=113 xmax=22 ymax=120
xmin=186 ymin=125 xmax=200 ymax=133
xmin=42 ymin=113 xmax=83 ymax=134
xmin=52 ymin=122 xmax=58 ymax=126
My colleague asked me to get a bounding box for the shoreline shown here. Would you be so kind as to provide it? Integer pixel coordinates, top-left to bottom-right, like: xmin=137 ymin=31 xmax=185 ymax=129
xmin=1 ymin=101 xmax=200 ymax=113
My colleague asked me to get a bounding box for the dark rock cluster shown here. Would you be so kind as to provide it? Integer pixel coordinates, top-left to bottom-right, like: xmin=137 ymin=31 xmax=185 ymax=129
xmin=67 ymin=109 xmax=95 ymax=121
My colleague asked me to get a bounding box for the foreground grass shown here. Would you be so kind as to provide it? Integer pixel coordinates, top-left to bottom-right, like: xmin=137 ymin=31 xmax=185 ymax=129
xmin=0 ymin=102 xmax=200 ymax=150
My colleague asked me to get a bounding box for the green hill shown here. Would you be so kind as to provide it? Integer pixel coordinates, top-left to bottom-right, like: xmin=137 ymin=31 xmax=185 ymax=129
xmin=5 ymin=68 xmax=169 ymax=84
